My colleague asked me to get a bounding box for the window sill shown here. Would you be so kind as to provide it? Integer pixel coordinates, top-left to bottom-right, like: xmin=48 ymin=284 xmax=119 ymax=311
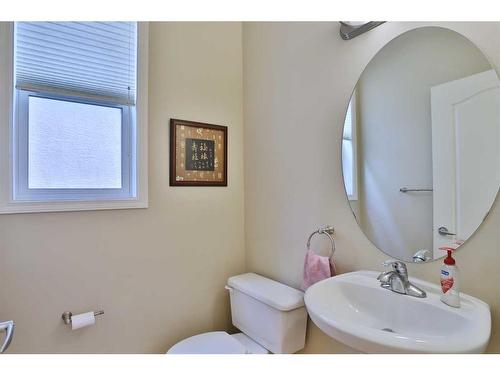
xmin=0 ymin=198 xmax=148 ymax=215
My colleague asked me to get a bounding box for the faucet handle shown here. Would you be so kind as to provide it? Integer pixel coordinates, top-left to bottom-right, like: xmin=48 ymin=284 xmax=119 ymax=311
xmin=382 ymin=259 xmax=407 ymax=275
xmin=382 ymin=259 xmax=403 ymax=267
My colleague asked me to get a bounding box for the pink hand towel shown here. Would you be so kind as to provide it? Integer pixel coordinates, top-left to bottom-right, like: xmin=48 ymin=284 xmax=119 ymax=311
xmin=300 ymin=249 xmax=336 ymax=291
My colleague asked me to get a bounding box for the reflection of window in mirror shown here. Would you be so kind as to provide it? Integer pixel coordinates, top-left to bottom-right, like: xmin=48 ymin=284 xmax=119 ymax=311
xmin=342 ymin=92 xmax=358 ymax=200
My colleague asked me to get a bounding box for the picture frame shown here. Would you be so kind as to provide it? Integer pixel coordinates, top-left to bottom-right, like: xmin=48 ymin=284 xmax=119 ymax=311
xmin=169 ymin=118 xmax=228 ymax=186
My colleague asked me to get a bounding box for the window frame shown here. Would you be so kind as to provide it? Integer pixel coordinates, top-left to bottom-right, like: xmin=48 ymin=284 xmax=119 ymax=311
xmin=0 ymin=22 xmax=149 ymax=214
xmin=14 ymin=90 xmax=133 ymax=202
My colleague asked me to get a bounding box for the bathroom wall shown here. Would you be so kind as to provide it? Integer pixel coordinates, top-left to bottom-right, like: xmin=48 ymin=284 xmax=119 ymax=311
xmin=356 ymin=27 xmax=490 ymax=261
xmin=0 ymin=22 xmax=245 ymax=353
xmin=243 ymin=22 xmax=500 ymax=353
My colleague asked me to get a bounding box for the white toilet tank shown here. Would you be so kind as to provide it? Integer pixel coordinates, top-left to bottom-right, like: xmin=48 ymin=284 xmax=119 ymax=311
xmin=226 ymin=273 xmax=307 ymax=354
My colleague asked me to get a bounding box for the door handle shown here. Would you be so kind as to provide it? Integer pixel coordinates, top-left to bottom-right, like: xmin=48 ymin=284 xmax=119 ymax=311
xmin=0 ymin=320 xmax=14 ymax=353
xmin=438 ymin=226 xmax=456 ymax=236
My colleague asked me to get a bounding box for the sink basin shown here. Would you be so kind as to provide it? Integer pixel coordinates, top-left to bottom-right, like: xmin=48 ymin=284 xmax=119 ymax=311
xmin=304 ymin=270 xmax=491 ymax=353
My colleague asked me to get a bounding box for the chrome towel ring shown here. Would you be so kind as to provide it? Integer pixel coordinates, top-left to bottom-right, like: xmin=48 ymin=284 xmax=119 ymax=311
xmin=306 ymin=225 xmax=336 ymax=261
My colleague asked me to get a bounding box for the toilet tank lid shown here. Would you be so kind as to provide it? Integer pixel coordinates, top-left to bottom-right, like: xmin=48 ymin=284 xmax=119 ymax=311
xmin=227 ymin=273 xmax=304 ymax=311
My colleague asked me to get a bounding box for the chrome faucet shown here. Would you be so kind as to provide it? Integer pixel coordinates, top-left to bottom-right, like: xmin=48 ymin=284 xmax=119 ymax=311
xmin=412 ymin=249 xmax=432 ymax=263
xmin=377 ymin=260 xmax=426 ymax=298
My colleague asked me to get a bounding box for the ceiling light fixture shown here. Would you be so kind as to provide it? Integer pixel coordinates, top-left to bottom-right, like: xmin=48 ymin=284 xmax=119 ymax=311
xmin=339 ymin=22 xmax=385 ymax=40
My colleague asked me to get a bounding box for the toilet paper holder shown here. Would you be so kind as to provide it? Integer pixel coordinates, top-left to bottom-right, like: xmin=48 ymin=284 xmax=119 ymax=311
xmin=61 ymin=310 xmax=104 ymax=325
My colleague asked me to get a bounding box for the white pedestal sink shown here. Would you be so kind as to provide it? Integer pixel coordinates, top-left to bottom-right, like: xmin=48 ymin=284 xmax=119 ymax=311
xmin=304 ymin=270 xmax=491 ymax=353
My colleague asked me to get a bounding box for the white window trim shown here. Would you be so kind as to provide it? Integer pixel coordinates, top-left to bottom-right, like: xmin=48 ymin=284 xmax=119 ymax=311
xmin=0 ymin=22 xmax=149 ymax=214
xmin=15 ymin=90 xmax=134 ymax=201
xmin=343 ymin=92 xmax=358 ymax=201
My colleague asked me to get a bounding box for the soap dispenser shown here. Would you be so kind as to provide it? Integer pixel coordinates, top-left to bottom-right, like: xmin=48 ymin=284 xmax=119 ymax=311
xmin=439 ymin=247 xmax=460 ymax=308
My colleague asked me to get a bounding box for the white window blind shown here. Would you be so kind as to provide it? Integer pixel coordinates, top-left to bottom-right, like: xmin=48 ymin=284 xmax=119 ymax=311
xmin=15 ymin=22 xmax=137 ymax=105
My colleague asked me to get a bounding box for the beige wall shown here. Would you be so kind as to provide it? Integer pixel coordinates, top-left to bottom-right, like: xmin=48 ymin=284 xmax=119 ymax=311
xmin=243 ymin=22 xmax=500 ymax=353
xmin=356 ymin=27 xmax=490 ymax=261
xmin=2 ymin=21 xmax=499 ymax=355
xmin=0 ymin=22 xmax=245 ymax=353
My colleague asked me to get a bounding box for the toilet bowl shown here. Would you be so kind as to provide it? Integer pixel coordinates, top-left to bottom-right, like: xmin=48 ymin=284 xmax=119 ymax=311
xmin=167 ymin=332 xmax=269 ymax=354
xmin=167 ymin=273 xmax=307 ymax=354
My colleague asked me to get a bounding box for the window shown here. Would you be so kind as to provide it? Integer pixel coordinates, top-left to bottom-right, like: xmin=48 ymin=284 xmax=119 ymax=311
xmin=342 ymin=93 xmax=358 ymax=200
xmin=0 ymin=22 xmax=148 ymax=213
xmin=26 ymin=96 xmax=125 ymax=190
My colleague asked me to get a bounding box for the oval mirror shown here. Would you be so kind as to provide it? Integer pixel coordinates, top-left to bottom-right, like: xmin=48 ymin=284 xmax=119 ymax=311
xmin=342 ymin=27 xmax=500 ymax=263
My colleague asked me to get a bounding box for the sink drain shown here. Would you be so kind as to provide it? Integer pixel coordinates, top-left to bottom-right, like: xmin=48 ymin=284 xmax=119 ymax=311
xmin=381 ymin=328 xmax=396 ymax=333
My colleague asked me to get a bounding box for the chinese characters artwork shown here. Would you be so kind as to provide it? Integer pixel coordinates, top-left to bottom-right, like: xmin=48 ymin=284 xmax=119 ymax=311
xmin=185 ymin=139 xmax=215 ymax=171
xmin=170 ymin=119 xmax=227 ymax=186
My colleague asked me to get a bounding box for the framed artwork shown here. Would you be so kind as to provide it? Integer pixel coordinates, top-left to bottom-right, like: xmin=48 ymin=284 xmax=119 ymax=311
xmin=169 ymin=118 xmax=228 ymax=186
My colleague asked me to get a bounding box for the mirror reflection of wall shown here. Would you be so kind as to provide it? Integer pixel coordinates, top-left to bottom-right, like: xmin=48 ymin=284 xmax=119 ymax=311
xmin=342 ymin=27 xmax=500 ymax=263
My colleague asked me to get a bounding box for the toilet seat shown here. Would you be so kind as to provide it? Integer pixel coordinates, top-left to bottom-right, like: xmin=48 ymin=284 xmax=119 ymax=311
xmin=167 ymin=331 xmax=248 ymax=354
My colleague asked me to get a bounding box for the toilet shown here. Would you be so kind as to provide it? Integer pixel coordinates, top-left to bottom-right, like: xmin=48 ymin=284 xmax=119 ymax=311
xmin=167 ymin=273 xmax=308 ymax=354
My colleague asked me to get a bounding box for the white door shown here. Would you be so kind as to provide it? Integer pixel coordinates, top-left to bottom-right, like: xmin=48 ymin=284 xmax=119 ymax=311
xmin=431 ymin=69 xmax=500 ymax=259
